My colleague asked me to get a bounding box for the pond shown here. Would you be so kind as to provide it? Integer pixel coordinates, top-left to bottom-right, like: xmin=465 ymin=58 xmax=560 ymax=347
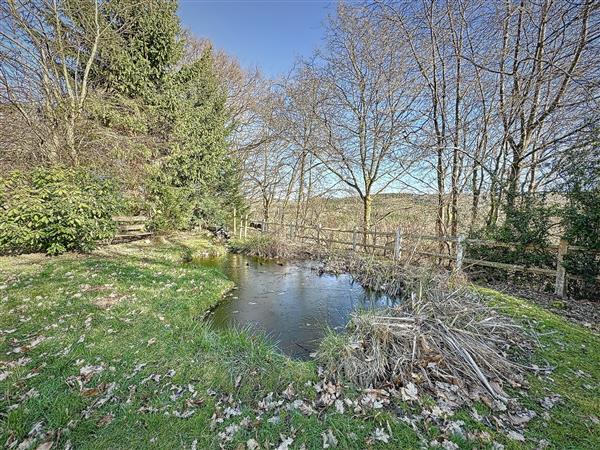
xmin=198 ymin=254 xmax=397 ymax=359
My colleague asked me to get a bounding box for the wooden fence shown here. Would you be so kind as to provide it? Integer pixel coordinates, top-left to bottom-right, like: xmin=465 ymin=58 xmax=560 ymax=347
xmin=230 ymin=212 xmax=598 ymax=298
xmin=112 ymin=216 xmax=152 ymax=241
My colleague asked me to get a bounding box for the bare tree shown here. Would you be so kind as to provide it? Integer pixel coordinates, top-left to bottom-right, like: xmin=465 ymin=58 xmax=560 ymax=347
xmin=374 ymin=0 xmax=599 ymax=237
xmin=0 ymin=0 xmax=105 ymax=166
xmin=494 ymin=0 xmax=597 ymax=210
xmin=301 ymin=4 xmax=422 ymax=242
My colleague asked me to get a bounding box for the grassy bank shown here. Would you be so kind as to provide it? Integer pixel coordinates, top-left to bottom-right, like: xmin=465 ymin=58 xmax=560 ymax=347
xmin=1 ymin=233 xmax=598 ymax=449
xmin=481 ymin=288 xmax=600 ymax=449
xmin=0 ymin=234 xmax=306 ymax=448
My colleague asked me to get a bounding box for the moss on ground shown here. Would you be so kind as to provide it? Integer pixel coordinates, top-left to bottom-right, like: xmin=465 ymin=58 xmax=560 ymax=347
xmin=0 ymin=234 xmax=598 ymax=449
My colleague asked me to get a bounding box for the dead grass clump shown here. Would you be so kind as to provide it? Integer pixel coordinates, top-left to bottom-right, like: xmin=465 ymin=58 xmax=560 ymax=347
xmin=345 ymin=256 xmax=409 ymax=297
xmin=317 ymin=275 xmax=530 ymax=404
xmin=310 ymin=251 xmax=410 ymax=297
xmin=229 ymin=235 xmax=294 ymax=259
xmin=92 ymin=294 xmax=125 ymax=309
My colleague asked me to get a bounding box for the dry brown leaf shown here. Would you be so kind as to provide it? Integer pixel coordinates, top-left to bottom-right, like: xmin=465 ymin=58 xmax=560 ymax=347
xmin=36 ymin=442 xmax=53 ymax=450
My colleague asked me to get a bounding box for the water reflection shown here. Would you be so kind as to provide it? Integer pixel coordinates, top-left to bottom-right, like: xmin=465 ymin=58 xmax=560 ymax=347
xmin=198 ymin=254 xmax=398 ymax=359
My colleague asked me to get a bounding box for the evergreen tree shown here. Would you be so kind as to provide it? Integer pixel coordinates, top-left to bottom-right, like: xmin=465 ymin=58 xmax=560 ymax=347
xmin=154 ymin=47 xmax=241 ymax=226
xmin=82 ymin=0 xmax=242 ymax=229
xmin=92 ymin=0 xmax=182 ymax=99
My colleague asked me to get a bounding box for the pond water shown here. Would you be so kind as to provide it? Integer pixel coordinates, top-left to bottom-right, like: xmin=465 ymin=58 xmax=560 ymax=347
xmin=198 ymin=254 xmax=397 ymax=359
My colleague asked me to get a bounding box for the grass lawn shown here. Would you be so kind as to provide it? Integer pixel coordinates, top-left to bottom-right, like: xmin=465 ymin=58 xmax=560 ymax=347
xmin=1 ymin=233 xmax=598 ymax=449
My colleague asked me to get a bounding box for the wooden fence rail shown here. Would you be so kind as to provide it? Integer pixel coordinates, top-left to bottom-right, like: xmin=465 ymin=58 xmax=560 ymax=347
xmin=112 ymin=216 xmax=152 ymax=241
xmin=230 ymin=212 xmax=598 ymax=298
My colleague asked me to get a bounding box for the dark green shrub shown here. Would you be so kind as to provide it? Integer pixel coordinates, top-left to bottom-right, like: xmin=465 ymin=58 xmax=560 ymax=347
xmin=468 ymin=194 xmax=555 ymax=269
xmin=0 ymin=168 xmax=121 ymax=255
xmin=562 ymin=188 xmax=600 ymax=286
xmin=143 ymin=158 xmax=243 ymax=233
xmin=560 ymin=131 xmax=600 ymax=297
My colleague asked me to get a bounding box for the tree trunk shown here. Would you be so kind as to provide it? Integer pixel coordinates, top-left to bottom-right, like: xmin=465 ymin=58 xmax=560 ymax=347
xmin=295 ymin=151 xmax=306 ymax=225
xmin=469 ymin=164 xmax=480 ymax=233
xmin=362 ymin=194 xmax=372 ymax=249
xmin=506 ymin=142 xmax=525 ymax=211
xmin=262 ymin=197 xmax=270 ymax=229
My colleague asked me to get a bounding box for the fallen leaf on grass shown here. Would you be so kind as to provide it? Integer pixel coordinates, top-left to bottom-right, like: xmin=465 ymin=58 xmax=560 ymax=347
xmin=315 ymin=381 xmax=341 ymax=408
xmin=81 ymin=384 xmax=105 ymax=397
xmin=126 ymin=363 xmax=146 ymax=379
xmin=508 ymin=410 xmax=536 ymax=426
xmin=217 ymin=423 xmax=240 ymax=442
xmin=322 ymin=429 xmax=338 ymax=448
xmin=80 ymin=365 xmax=104 ymax=380
xmin=372 ymin=428 xmax=390 ymax=444
xmin=401 ymin=382 xmax=418 ymax=402
xmin=223 ymin=405 xmax=242 ymax=418
xmin=506 ymin=430 xmax=525 ymax=442
xmin=173 ymin=409 xmax=195 ymax=419
xmin=11 ymin=335 xmax=46 ymax=354
xmin=141 ymin=373 xmax=161 ymax=384
xmin=267 ymin=415 xmax=281 ymax=425
xmin=282 ymin=383 xmax=295 ymax=399
xmin=98 ymin=413 xmax=114 ymax=426
xmin=540 ymin=394 xmax=561 ymax=409
xmin=288 ymin=399 xmax=315 ymax=415
xmin=537 ymin=439 xmax=550 ymax=449
xmin=16 ymin=438 xmax=36 ymax=450
xmin=441 ymin=440 xmax=459 ymax=450
xmin=83 ymin=382 xmax=117 ymax=418
xmin=247 ymin=438 xmax=260 ymax=450
xmin=361 ymin=388 xmax=391 ymax=409
xmin=275 ymin=436 xmax=294 ymax=450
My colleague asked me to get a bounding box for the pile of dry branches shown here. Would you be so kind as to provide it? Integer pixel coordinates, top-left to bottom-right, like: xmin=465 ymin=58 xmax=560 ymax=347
xmin=318 ymin=275 xmax=531 ymax=404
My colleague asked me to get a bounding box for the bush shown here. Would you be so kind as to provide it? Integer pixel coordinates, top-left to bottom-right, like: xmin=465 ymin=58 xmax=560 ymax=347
xmin=560 ymin=134 xmax=600 ymax=297
xmin=468 ymin=194 xmax=555 ymax=269
xmin=143 ymin=164 xmax=242 ymax=233
xmin=0 ymin=168 xmax=121 ymax=255
xmin=562 ymin=188 xmax=600 ymax=288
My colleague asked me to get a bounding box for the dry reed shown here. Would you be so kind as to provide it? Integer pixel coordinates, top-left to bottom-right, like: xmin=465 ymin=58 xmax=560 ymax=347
xmin=317 ymin=274 xmax=530 ymax=403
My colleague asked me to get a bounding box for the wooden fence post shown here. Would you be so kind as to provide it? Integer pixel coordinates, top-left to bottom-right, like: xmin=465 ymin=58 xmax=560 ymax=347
xmin=352 ymin=227 xmax=357 ymax=252
xmin=555 ymin=238 xmax=568 ymax=297
xmin=394 ymin=228 xmax=401 ymax=262
xmin=455 ymin=235 xmax=465 ymax=272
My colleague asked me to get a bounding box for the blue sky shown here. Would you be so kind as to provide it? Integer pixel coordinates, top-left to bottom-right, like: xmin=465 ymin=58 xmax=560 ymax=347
xmin=178 ymin=1 xmax=334 ymax=77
